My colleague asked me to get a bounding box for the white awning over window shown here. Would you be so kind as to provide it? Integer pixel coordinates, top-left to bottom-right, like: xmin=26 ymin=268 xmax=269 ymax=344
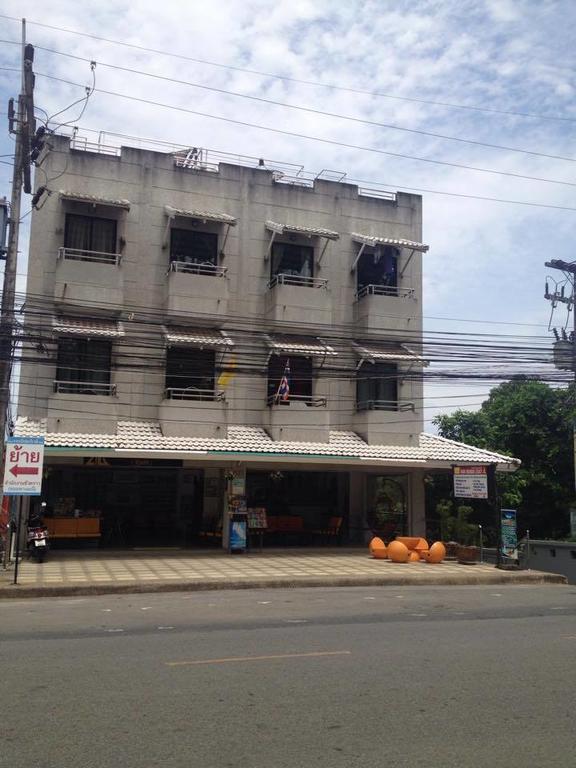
xmin=351 ymin=233 xmax=429 ymax=252
xmin=265 ymin=221 xmax=339 ymax=240
xmin=52 ymin=316 xmax=125 ymax=338
xmin=162 ymin=327 xmax=234 ymax=348
xmin=164 ymin=205 xmax=237 ymax=226
xmin=59 ymin=190 xmax=131 ymax=210
xmin=265 ymin=221 xmax=339 ymax=264
xmin=352 ymin=342 xmax=426 ymax=364
xmin=266 ymin=334 xmax=337 ymax=357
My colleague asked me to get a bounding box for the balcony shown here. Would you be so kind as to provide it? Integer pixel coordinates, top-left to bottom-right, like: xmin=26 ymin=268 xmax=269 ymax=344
xmin=356 ymin=399 xmax=414 ymax=412
xmin=54 ymin=380 xmax=117 ymax=396
xmin=354 ymin=283 xmax=418 ymax=332
xmin=55 ymin=247 xmax=124 ymax=310
xmin=47 ymin=380 xmax=118 ymax=434
xmin=265 ymin=273 xmax=331 ymax=326
xmin=265 ymin=394 xmax=330 ymax=443
xmin=353 ymin=400 xmax=418 ymax=447
xmin=165 ymin=260 xmax=229 ymax=319
xmin=159 ymin=388 xmax=228 ymax=438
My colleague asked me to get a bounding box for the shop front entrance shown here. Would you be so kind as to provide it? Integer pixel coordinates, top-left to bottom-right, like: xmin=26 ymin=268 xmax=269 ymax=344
xmin=366 ymin=474 xmax=408 ymax=540
xmin=246 ymin=469 xmax=349 ymax=545
xmin=41 ymin=462 xmax=204 ymax=548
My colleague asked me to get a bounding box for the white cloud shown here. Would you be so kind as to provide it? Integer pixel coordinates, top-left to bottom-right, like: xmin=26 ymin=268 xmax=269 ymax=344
xmin=1 ymin=0 xmax=574 ymax=424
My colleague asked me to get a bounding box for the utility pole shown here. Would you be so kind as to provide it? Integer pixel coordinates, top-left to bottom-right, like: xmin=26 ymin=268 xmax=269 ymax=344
xmin=544 ymin=258 xmax=576 ymax=496
xmin=0 ymin=20 xmax=34 ymax=566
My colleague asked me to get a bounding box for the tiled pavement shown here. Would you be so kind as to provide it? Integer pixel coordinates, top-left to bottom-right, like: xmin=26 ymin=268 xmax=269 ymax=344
xmin=0 ymin=548 xmax=566 ymax=596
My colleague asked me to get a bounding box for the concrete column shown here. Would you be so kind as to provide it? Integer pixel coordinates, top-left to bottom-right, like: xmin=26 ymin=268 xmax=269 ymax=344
xmin=348 ymin=471 xmax=367 ymax=544
xmin=409 ymin=470 xmax=426 ymax=536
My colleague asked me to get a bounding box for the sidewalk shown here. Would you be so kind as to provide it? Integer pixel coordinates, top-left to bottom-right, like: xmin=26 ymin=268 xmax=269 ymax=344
xmin=0 ymin=548 xmax=566 ymax=598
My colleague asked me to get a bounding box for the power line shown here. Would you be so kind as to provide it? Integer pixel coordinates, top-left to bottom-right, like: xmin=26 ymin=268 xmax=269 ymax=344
xmin=45 ymin=128 xmax=576 ymax=214
xmin=3 ymin=39 xmax=574 ymax=165
xmin=38 ymin=134 xmax=576 ymax=215
xmin=35 ymin=72 xmax=576 ymax=190
xmin=2 ymin=13 xmax=575 ymax=125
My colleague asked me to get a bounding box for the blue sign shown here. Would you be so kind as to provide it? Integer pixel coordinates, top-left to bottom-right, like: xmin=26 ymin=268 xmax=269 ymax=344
xmin=500 ymin=509 xmax=518 ymax=560
xmin=230 ymin=519 xmax=247 ymax=552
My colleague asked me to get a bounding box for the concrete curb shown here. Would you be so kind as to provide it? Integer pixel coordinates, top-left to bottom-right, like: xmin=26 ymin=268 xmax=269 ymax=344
xmin=0 ymin=569 xmax=567 ymax=599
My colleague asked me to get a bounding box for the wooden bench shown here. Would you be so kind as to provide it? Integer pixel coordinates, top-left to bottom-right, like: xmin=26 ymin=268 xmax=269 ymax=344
xmin=45 ymin=517 xmax=101 ymax=539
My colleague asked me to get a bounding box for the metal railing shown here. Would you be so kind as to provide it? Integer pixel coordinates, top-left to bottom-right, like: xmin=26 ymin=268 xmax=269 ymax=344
xmin=70 ymin=136 xmax=120 ymax=156
xmin=268 ymin=273 xmax=328 ymax=290
xmin=58 ymin=247 xmax=122 ymax=266
xmin=169 ymin=260 xmax=227 ymax=277
xmin=356 ymin=284 xmax=414 ymax=300
xmin=165 ymin=387 xmax=225 ymax=402
xmin=54 ymin=380 xmax=117 ymax=396
xmin=356 ymin=399 xmax=415 ymax=412
xmin=267 ymin=394 xmax=327 ymax=407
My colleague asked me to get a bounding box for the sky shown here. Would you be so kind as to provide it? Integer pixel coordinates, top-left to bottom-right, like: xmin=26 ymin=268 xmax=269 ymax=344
xmin=0 ymin=0 xmax=575 ymax=429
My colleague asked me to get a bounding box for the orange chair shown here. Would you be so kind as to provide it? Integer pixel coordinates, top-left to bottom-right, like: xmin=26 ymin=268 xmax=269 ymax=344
xmin=421 ymin=541 xmax=446 ymax=564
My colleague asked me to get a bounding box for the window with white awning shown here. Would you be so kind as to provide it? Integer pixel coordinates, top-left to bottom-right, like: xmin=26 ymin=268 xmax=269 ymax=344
xmin=265 ymin=221 xmax=339 ymax=267
xmin=162 ymin=206 xmax=237 ymax=268
xmin=350 ymin=232 xmax=428 ymax=296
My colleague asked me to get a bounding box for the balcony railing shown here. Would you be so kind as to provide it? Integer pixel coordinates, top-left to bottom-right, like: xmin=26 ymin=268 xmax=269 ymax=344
xmin=268 ymin=273 xmax=328 ymax=290
xmin=267 ymin=394 xmax=327 ymax=407
xmin=54 ymin=380 xmax=116 ymax=396
xmin=169 ymin=260 xmax=227 ymax=277
xmin=356 ymin=284 xmax=414 ymax=300
xmin=165 ymin=387 xmax=225 ymax=402
xmin=58 ymin=247 xmax=122 ymax=266
xmin=356 ymin=400 xmax=415 ymax=412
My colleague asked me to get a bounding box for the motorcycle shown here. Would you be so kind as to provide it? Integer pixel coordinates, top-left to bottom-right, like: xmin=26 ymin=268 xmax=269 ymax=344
xmin=27 ymin=523 xmax=49 ymax=563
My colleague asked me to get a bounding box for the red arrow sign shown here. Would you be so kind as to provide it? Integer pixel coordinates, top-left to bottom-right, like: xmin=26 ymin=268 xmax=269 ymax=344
xmin=9 ymin=465 xmax=40 ymax=477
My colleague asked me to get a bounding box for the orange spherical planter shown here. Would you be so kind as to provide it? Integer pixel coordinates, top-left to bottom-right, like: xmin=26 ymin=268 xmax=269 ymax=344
xmin=387 ymin=540 xmax=410 ymax=563
xmin=369 ymin=537 xmax=388 ymax=559
xmin=408 ymin=551 xmax=421 ymax=563
xmin=421 ymin=541 xmax=446 ymax=564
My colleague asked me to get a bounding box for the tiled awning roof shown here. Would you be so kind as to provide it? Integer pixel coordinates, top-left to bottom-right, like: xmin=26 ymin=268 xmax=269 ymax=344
xmin=164 ymin=205 xmax=237 ymax=225
xmin=13 ymin=418 xmax=520 ymax=471
xmin=52 ymin=316 xmax=125 ymax=338
xmin=266 ymin=220 xmax=339 ymax=240
xmin=353 ymin=342 xmax=425 ymax=364
xmin=266 ymin=334 xmax=337 ymax=357
xmin=162 ymin=327 xmax=234 ymax=348
xmin=352 ymin=233 xmax=429 ymax=252
xmin=59 ymin=190 xmax=131 ymax=210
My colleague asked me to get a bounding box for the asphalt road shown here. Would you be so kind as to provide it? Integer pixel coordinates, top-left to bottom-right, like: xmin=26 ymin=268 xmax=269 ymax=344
xmin=2 ymin=584 xmax=576 ymax=768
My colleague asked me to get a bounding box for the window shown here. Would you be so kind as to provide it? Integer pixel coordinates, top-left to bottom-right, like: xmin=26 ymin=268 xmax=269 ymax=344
xmin=64 ymin=214 xmax=117 ymax=255
xmin=56 ymin=337 xmax=113 ymax=395
xmin=271 ymin=243 xmax=314 ymax=280
xmin=356 ymin=362 xmax=398 ymax=410
xmin=170 ymin=229 xmax=218 ymax=266
xmin=267 ymin=355 xmax=312 ymax=403
xmin=357 ymin=245 xmax=398 ymax=294
xmin=165 ymin=348 xmax=216 ymax=400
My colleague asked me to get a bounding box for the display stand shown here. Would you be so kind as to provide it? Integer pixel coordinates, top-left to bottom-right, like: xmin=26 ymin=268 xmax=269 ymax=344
xmin=247 ymin=508 xmax=267 ymax=552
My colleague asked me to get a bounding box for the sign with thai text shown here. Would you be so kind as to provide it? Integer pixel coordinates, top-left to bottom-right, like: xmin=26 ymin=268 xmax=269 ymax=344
xmin=2 ymin=437 xmax=45 ymax=496
xmin=453 ymin=465 xmax=488 ymax=499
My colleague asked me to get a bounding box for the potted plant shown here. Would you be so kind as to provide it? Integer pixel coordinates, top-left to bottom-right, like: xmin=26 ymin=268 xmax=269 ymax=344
xmin=436 ymin=500 xmax=479 ymax=563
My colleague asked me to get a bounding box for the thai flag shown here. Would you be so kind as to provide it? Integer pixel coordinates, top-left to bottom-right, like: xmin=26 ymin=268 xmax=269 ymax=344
xmin=275 ymin=359 xmax=290 ymax=403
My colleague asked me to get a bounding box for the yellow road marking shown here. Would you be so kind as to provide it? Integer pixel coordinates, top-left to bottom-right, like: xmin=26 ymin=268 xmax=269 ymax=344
xmin=165 ymin=650 xmax=351 ymax=667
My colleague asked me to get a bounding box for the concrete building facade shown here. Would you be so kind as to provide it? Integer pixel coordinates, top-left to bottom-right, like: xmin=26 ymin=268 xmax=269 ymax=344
xmin=15 ymin=135 xmax=517 ymax=549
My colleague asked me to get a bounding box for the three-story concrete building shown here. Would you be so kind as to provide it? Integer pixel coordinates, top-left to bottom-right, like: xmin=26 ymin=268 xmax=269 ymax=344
xmin=14 ymin=134 xmax=517 ymax=548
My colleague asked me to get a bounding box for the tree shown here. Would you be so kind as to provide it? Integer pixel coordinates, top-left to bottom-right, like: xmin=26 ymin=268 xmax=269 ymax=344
xmin=433 ymin=378 xmax=575 ymax=539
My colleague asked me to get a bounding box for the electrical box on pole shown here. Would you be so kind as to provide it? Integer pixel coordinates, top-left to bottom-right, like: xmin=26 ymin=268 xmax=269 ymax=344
xmin=0 ymin=198 xmax=8 ymax=259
